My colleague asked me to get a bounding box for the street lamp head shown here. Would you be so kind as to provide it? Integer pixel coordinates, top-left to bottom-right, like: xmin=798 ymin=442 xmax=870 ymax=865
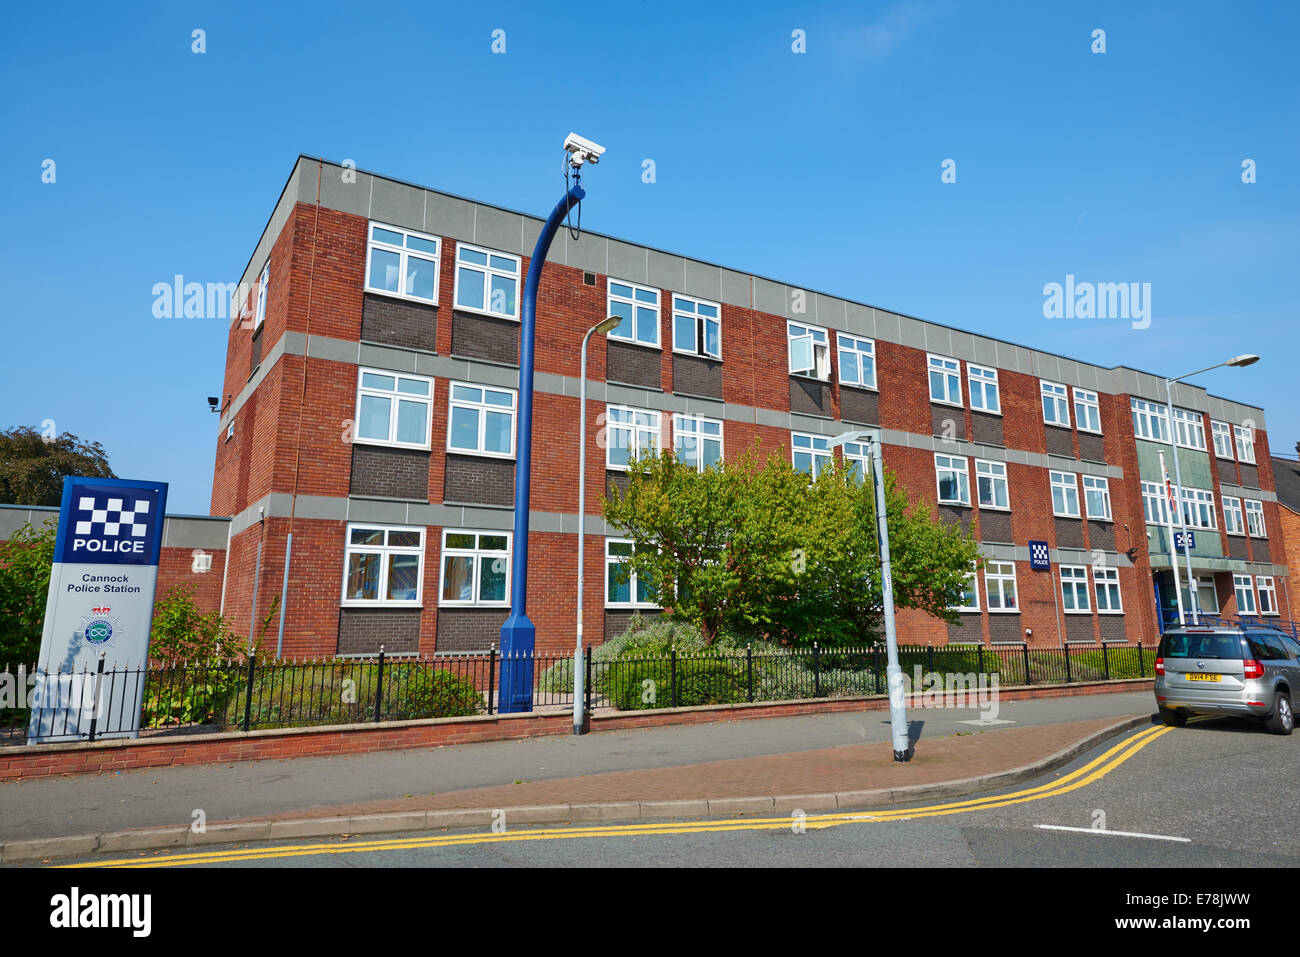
xmin=595 ymin=315 xmax=621 ymax=335
xmin=827 ymin=429 xmax=874 ymax=449
xmin=1226 ymin=354 xmax=1260 ymax=368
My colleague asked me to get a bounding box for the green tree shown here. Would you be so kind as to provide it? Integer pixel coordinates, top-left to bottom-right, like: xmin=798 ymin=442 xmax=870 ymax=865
xmin=149 ymin=585 xmax=240 ymax=663
xmin=0 ymin=519 xmax=57 ymax=663
xmin=600 ymin=441 xmax=980 ymax=648
xmin=0 ymin=426 xmax=115 ymax=506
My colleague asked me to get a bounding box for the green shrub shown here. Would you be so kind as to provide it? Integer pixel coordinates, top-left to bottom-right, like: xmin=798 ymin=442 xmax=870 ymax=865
xmin=604 ymin=655 xmax=747 ymax=710
xmin=141 ymin=663 xmax=245 ymax=727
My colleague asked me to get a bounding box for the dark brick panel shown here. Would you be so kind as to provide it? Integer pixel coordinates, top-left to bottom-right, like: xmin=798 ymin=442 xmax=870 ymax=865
xmin=436 ymin=607 xmax=509 ymax=652
xmin=1088 ymin=522 xmax=1115 ymax=551
xmin=1098 ymin=616 xmax=1127 ymax=641
xmin=790 ymin=377 xmax=831 ymax=416
xmin=1251 ymin=537 xmax=1271 ymax=562
xmin=606 ymin=340 xmax=660 ymax=389
xmin=443 ymin=454 xmax=515 ymax=506
xmin=1239 ymin=463 xmax=1260 ymax=488
xmin=1055 ymin=517 xmax=1085 ymax=549
xmin=1044 ymin=426 xmax=1074 ymax=458
xmin=939 ymin=505 xmax=973 ymax=535
xmin=605 ymin=609 xmax=661 ymax=641
xmin=452 ymin=311 xmax=519 ymax=365
xmin=1216 ymin=459 xmax=1239 ymax=486
xmin=979 ymin=510 xmax=1013 ymax=544
xmin=1077 ymin=432 xmax=1105 ymax=462
xmin=840 ymin=387 xmax=879 ymax=425
xmin=361 ymin=293 xmax=437 ymax=351
xmin=931 ymin=405 xmax=965 ymax=440
xmin=672 ymin=353 xmax=722 ymax=399
xmin=350 ymin=444 xmax=430 ymax=499
xmin=970 ymin=411 xmax=1002 ymax=446
xmin=337 ymin=607 xmax=421 ymax=655
xmin=1228 ymin=536 xmax=1249 ymax=561
xmin=605 ymin=471 xmax=630 ymax=496
xmin=947 ymin=613 xmax=983 ymax=643
xmin=988 ymin=615 xmax=1023 ymax=643
xmin=1065 ymin=616 xmax=1095 ymax=642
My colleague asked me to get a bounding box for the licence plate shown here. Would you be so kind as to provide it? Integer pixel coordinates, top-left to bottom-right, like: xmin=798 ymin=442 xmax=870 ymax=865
xmin=1184 ymin=673 xmax=1221 ymax=682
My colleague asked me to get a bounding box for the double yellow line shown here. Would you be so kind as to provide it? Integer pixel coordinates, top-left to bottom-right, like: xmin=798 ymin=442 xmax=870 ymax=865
xmin=66 ymin=723 xmax=1171 ymax=868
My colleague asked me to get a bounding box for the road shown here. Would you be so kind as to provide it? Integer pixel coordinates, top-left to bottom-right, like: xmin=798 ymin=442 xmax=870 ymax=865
xmin=48 ymin=713 xmax=1300 ymax=867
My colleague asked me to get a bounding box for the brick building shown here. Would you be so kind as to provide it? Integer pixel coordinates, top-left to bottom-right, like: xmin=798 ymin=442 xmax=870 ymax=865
xmin=209 ymin=154 xmax=1292 ymax=658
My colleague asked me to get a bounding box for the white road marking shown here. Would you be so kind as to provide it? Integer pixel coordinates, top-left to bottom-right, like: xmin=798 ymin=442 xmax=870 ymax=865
xmin=1034 ymin=824 xmax=1190 ymax=843
xmin=957 ymin=718 xmax=1015 ymax=726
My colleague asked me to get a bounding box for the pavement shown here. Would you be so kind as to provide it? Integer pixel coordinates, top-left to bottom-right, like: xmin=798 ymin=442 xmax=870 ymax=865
xmin=0 ymin=690 xmax=1156 ymax=863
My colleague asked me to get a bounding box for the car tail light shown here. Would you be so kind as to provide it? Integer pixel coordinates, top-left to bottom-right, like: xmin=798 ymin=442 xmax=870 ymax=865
xmin=1243 ymin=660 xmax=1264 ymax=680
xmin=1154 ymin=657 xmax=1165 ymax=676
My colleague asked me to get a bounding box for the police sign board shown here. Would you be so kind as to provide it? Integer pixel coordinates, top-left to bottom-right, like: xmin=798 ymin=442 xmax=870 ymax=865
xmin=1029 ymin=540 xmax=1051 ymax=571
xmin=27 ymin=477 xmax=168 ymax=743
xmin=1174 ymin=530 xmax=1196 ymax=550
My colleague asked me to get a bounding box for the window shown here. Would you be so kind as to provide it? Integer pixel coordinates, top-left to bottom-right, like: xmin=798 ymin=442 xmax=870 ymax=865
xmin=1233 ymin=424 xmax=1256 ymax=464
xmin=1211 ymin=420 xmax=1234 ymax=459
xmin=439 ymin=531 xmax=510 ymax=606
xmin=1131 ymin=398 xmax=1170 ymax=442
xmin=1141 ymin=481 xmax=1170 ymax=526
xmin=965 ymin=364 xmax=1000 ymax=413
xmin=673 ymin=414 xmax=723 ymax=471
xmin=985 ymin=561 xmax=1018 ymax=611
xmin=1244 ymin=499 xmax=1266 ymax=537
xmin=1082 ymin=475 xmax=1112 ymax=521
xmin=1223 ymin=496 xmax=1244 ymax=535
xmin=935 ymin=454 xmax=970 ymax=505
xmin=447 ymin=382 xmax=516 ymax=457
xmin=354 ymin=368 xmax=433 ymax=449
xmin=793 ymin=432 xmax=832 ymax=478
xmin=837 ymin=334 xmax=876 ymax=389
xmin=1180 ymin=488 xmax=1216 ymax=530
xmin=1257 ymin=576 xmax=1279 ymax=615
xmin=608 ymin=280 xmax=661 ymax=347
xmin=672 ymin=294 xmax=720 ymax=359
xmin=950 ymin=566 xmax=979 ymax=611
xmin=1094 ymin=566 xmax=1122 ymax=613
xmin=1060 ymin=566 xmax=1090 ymax=613
xmin=606 ymin=539 xmax=656 ymax=607
xmin=366 ymin=223 xmax=440 ymax=304
xmin=788 ymin=322 xmax=830 ymax=379
xmin=1073 ymin=389 xmax=1101 ymax=433
xmin=1050 ymin=471 xmax=1080 ymax=518
xmin=928 ymin=355 xmax=962 ymax=405
xmin=454 ymin=243 xmax=520 ymax=318
xmin=1172 ymin=408 xmax=1206 ymax=451
xmin=254 ymin=261 xmax=269 ymax=328
xmin=1041 ymin=381 xmax=1070 ymax=427
xmin=606 ymin=406 xmax=661 ymax=470
xmin=342 ymin=525 xmax=423 ymax=606
xmin=975 ymin=460 xmax=1008 ymax=510
xmin=1233 ymin=574 xmax=1257 ymax=615
xmin=841 ymin=440 xmax=870 ymax=484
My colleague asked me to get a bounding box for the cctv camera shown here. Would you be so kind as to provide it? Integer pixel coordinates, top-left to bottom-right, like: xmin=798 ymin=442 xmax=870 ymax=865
xmin=564 ymin=132 xmax=605 ymax=166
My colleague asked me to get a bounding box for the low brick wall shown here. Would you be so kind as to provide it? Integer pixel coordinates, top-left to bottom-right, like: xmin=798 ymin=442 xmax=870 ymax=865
xmin=0 ymin=678 xmax=1152 ymax=782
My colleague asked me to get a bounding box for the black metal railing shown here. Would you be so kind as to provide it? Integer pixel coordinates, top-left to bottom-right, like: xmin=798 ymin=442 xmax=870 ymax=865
xmin=1 ymin=640 xmax=1157 ymax=744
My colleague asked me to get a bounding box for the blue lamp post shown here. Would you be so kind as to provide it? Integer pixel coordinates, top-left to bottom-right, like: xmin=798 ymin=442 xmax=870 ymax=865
xmin=498 ymin=135 xmax=604 ymax=713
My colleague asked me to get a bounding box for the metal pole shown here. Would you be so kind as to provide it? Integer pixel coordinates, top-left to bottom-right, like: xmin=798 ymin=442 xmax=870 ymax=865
xmin=574 ymin=322 xmax=600 ymax=735
xmin=868 ymin=437 xmax=911 ymax=761
xmin=276 ymin=532 xmax=292 ymax=658
xmin=1164 ymin=379 xmax=1199 ymax=624
xmin=1158 ymin=449 xmax=1187 ymax=627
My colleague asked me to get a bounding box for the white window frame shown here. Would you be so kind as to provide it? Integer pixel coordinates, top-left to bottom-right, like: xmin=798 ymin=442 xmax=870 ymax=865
xmin=353 ymin=367 xmax=434 ymax=450
xmin=671 ymin=294 xmax=721 ymax=360
xmin=935 ymin=453 xmax=970 ymax=506
xmin=1180 ymin=487 xmax=1217 ymax=530
xmin=1060 ymin=565 xmax=1091 ymax=613
xmin=673 ymin=413 xmax=723 ymax=472
xmin=453 ymin=242 xmax=521 ymax=320
xmin=1172 ymin=408 xmax=1207 ymax=451
xmin=837 ymin=334 xmax=876 ymax=389
xmin=446 ymin=381 xmax=517 ymax=459
xmin=605 ymin=538 xmax=658 ymax=608
xmin=605 ymin=405 xmax=661 ymax=471
xmin=1244 ymin=499 xmax=1266 ymax=538
xmin=1257 ymin=576 xmax=1279 ymax=616
xmin=1233 ymin=424 xmax=1256 ymax=464
xmin=967 ymin=364 xmax=1000 ymax=414
xmin=1233 ymin=574 xmax=1257 ymax=615
xmin=928 ymin=355 xmax=962 ymax=406
xmin=1211 ymin=420 xmax=1234 ymax=460
xmin=1141 ymin=481 xmax=1170 ymax=526
xmin=1050 ymin=470 xmax=1081 ymax=518
xmin=1082 ymin=475 xmax=1112 ymax=521
xmin=975 ymin=459 xmax=1009 ymax=510
xmin=792 ymin=432 xmax=832 ymax=478
xmin=1073 ymin=388 xmax=1102 ymax=434
xmin=1131 ymin=398 xmax=1170 ymax=443
xmin=608 ymin=279 xmax=662 ymax=348
xmin=950 ymin=566 xmax=980 ymax=612
xmin=841 ymin=439 xmax=871 ymax=483
xmin=341 ymin=524 xmax=425 ymax=607
xmin=1041 ymin=381 xmax=1070 ymax=428
xmin=365 ymin=222 xmax=441 ymax=305
xmin=254 ymin=260 xmax=269 ymax=329
xmin=438 ymin=530 xmax=512 ymax=607
xmin=984 ymin=561 xmax=1018 ymax=612
xmin=788 ymin=321 xmax=830 ymax=380
xmin=1222 ymin=496 xmax=1245 ymax=535
xmin=1093 ymin=566 xmax=1122 ymax=614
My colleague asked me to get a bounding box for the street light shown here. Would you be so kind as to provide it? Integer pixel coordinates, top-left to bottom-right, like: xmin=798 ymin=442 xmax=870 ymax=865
xmin=828 ymin=428 xmax=911 ymax=761
xmin=574 ymin=315 xmax=621 ymax=735
xmin=1161 ymin=354 xmax=1260 ymax=627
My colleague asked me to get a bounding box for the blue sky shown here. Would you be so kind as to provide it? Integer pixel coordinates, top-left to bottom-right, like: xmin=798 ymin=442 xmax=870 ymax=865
xmin=1 ymin=1 xmax=1296 ymax=513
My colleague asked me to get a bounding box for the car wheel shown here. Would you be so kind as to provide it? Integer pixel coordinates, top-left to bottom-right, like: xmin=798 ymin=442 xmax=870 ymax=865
xmin=1159 ymin=707 xmax=1187 ymax=727
xmin=1266 ymin=692 xmax=1293 ymax=735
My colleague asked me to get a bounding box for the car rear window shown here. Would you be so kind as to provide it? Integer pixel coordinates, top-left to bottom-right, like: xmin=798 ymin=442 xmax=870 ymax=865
xmin=1159 ymin=633 xmax=1245 ymax=659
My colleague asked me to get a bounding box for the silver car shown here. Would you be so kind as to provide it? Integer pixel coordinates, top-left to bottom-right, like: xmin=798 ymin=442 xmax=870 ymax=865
xmin=1154 ymin=625 xmax=1299 ymax=734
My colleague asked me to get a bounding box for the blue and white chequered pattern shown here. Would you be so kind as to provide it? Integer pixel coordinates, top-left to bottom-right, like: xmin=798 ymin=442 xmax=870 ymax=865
xmin=72 ymin=495 xmax=150 ymax=539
